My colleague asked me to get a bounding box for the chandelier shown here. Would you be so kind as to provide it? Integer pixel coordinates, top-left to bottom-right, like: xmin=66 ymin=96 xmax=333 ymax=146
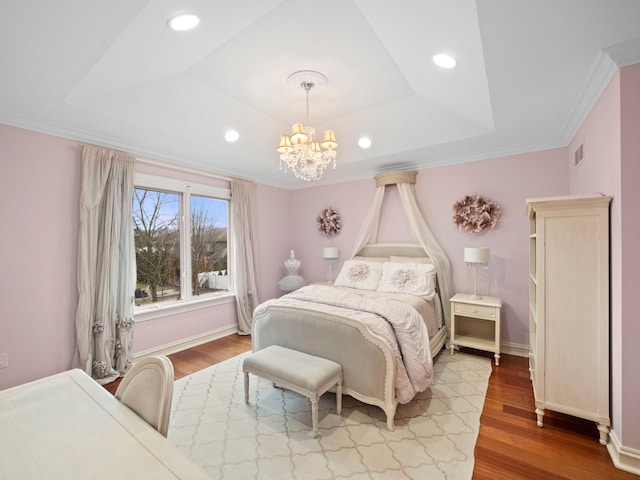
xmin=277 ymin=71 xmax=338 ymax=182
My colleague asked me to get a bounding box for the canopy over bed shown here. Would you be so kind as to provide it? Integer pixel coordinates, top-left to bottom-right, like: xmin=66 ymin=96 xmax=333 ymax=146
xmin=351 ymin=170 xmax=453 ymax=328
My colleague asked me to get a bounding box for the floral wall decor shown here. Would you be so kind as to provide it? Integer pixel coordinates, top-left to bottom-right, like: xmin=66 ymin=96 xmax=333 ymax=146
xmin=453 ymin=193 xmax=502 ymax=233
xmin=317 ymin=207 xmax=342 ymax=237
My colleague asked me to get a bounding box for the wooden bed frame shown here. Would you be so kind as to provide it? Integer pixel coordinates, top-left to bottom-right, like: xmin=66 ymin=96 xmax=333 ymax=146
xmin=251 ymin=243 xmax=449 ymax=430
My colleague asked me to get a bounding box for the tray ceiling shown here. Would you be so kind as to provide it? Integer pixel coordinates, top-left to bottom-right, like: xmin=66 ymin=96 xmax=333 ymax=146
xmin=1 ymin=0 xmax=640 ymax=188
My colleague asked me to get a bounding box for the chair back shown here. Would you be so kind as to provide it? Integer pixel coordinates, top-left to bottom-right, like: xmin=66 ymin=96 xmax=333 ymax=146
xmin=115 ymin=355 xmax=174 ymax=437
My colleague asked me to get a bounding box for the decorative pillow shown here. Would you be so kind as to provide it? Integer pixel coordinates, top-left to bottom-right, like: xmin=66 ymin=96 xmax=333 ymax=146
xmin=377 ymin=262 xmax=436 ymax=296
xmin=333 ymin=260 xmax=384 ymax=291
xmin=353 ymin=255 xmax=389 ymax=263
xmin=390 ymin=255 xmax=433 ymax=264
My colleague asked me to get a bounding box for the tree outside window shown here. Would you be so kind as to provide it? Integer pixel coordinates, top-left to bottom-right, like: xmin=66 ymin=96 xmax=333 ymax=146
xmin=191 ymin=195 xmax=228 ymax=296
xmin=133 ymin=180 xmax=229 ymax=311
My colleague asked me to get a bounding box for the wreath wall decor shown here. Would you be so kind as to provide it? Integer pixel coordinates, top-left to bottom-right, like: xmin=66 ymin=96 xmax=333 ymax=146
xmin=453 ymin=194 xmax=502 ymax=233
xmin=317 ymin=207 xmax=342 ymax=237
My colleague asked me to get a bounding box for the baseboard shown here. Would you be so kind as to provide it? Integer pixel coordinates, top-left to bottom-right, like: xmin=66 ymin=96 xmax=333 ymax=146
xmin=607 ymin=429 xmax=640 ymax=475
xmin=132 ymin=324 xmax=240 ymax=360
xmin=500 ymin=341 xmax=529 ymax=358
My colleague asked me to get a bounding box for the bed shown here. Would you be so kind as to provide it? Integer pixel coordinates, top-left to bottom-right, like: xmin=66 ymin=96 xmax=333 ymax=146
xmin=251 ymin=243 xmax=449 ymax=430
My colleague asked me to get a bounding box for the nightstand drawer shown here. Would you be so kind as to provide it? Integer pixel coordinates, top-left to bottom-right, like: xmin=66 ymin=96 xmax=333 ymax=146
xmin=453 ymin=302 xmax=496 ymax=319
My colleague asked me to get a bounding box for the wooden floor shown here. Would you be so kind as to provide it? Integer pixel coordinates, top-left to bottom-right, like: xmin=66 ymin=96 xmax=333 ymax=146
xmin=102 ymin=334 xmax=253 ymax=395
xmin=470 ymin=348 xmax=635 ymax=480
xmin=105 ymin=335 xmax=634 ymax=479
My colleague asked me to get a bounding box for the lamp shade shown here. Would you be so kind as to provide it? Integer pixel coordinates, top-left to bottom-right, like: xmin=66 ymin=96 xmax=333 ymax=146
xmin=464 ymin=247 xmax=490 ymax=264
xmin=277 ymin=135 xmax=293 ymax=154
xmin=321 ymin=130 xmax=337 ymax=150
xmin=323 ymin=247 xmax=339 ymax=260
xmin=290 ymin=123 xmax=308 ymax=144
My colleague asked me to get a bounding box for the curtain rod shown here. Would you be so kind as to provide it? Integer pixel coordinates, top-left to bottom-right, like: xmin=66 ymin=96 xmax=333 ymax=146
xmin=135 ymin=156 xmax=234 ymax=182
xmin=78 ymin=142 xmax=247 ymax=184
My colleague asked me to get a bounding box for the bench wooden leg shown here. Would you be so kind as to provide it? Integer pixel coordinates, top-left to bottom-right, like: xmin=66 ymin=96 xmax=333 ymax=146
xmin=310 ymin=395 xmax=319 ymax=438
xmin=336 ymin=379 xmax=342 ymax=415
xmin=244 ymin=372 xmax=249 ymax=404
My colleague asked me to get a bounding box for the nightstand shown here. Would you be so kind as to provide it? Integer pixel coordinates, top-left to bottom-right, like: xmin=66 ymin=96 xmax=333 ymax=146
xmin=450 ymin=293 xmax=502 ymax=365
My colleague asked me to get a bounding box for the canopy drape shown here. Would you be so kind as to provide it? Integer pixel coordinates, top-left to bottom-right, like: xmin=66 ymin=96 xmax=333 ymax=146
xmin=350 ymin=171 xmax=452 ymax=328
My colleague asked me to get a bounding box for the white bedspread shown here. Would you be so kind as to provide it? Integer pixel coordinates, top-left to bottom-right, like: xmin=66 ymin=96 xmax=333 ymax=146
xmin=272 ymin=284 xmax=433 ymax=403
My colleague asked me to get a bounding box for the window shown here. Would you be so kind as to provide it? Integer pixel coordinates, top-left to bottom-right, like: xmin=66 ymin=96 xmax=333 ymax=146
xmin=133 ymin=173 xmax=232 ymax=319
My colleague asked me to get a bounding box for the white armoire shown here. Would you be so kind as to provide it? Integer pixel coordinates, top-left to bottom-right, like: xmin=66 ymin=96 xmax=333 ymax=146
xmin=526 ymin=195 xmax=611 ymax=445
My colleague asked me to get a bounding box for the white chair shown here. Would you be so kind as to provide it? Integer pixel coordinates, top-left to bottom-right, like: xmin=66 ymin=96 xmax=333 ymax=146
xmin=115 ymin=355 xmax=174 ymax=437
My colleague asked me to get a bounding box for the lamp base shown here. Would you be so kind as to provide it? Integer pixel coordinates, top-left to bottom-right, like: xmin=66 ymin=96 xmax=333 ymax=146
xmin=471 ymin=265 xmax=483 ymax=300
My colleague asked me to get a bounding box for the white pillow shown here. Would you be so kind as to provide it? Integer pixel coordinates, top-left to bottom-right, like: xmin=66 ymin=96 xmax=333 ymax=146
xmin=334 ymin=260 xmax=384 ymax=291
xmin=377 ymin=262 xmax=436 ymax=296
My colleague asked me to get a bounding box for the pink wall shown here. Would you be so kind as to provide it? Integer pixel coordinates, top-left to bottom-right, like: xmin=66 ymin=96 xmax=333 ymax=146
xmin=619 ymin=64 xmax=640 ymax=449
xmin=568 ymin=64 xmax=640 ymax=451
xmin=133 ymin=301 xmax=237 ymax=352
xmin=0 ymin=125 xmax=80 ymax=389
xmin=288 ymin=149 xmax=569 ymax=347
xmin=569 ymin=70 xmax=624 ymax=440
xmin=254 ymin=184 xmax=292 ymax=302
xmin=614 ymin=65 xmax=640 ymax=450
xmin=287 ymin=177 xmax=375 ymax=284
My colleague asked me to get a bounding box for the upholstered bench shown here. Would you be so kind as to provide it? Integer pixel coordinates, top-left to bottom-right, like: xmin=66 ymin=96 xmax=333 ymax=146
xmin=243 ymin=345 xmax=342 ymax=437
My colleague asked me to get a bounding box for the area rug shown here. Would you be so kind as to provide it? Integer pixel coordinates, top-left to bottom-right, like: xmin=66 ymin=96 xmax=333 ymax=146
xmin=168 ymin=350 xmax=492 ymax=480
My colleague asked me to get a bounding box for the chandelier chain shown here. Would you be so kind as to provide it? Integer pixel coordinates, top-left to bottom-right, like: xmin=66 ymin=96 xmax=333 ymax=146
xmin=302 ymin=81 xmax=313 ymax=124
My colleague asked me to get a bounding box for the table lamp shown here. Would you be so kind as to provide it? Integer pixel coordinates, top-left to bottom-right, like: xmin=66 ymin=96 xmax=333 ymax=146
xmin=322 ymin=247 xmax=339 ymax=284
xmin=464 ymin=247 xmax=490 ymax=299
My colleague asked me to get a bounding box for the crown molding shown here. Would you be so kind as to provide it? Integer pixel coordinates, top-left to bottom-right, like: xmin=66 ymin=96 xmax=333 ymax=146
xmin=559 ymin=51 xmax=619 ymax=146
xmin=605 ymin=36 xmax=640 ymax=68
xmin=560 ymin=37 xmax=640 ymax=146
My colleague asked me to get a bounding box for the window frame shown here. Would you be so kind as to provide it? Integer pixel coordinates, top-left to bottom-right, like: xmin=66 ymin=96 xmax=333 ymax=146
xmin=133 ymin=172 xmax=234 ymax=323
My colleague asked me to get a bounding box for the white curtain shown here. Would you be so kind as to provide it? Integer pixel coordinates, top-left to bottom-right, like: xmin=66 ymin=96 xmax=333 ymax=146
xmin=73 ymin=145 xmax=136 ymax=384
xmin=350 ymin=178 xmax=452 ymax=329
xmin=350 ymin=186 xmax=385 ymax=257
xmin=397 ymin=183 xmax=452 ymax=327
xmin=231 ymin=179 xmax=259 ymax=334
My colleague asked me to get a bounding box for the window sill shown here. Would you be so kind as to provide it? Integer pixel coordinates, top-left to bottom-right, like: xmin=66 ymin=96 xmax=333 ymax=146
xmin=134 ymin=293 xmax=236 ymax=323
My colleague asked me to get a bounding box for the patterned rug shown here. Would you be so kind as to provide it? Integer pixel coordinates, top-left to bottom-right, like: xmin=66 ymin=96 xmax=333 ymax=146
xmin=168 ymin=350 xmax=492 ymax=480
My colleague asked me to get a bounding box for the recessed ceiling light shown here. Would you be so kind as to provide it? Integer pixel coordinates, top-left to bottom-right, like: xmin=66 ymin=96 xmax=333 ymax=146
xmin=433 ymin=54 xmax=457 ymax=69
xmin=225 ymin=130 xmax=239 ymax=142
xmin=168 ymin=14 xmax=200 ymax=31
xmin=358 ymin=137 xmax=372 ymax=149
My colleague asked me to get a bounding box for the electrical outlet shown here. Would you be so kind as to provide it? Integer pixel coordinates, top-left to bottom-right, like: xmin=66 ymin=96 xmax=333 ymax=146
xmin=0 ymin=353 xmax=8 ymax=368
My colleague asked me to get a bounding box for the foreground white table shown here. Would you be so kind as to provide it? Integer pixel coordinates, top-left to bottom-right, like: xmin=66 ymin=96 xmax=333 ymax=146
xmin=0 ymin=369 xmax=209 ymax=479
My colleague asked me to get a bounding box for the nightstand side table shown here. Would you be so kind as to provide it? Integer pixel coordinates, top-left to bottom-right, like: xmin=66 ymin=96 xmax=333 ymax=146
xmin=450 ymin=293 xmax=503 ymax=365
